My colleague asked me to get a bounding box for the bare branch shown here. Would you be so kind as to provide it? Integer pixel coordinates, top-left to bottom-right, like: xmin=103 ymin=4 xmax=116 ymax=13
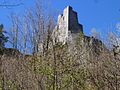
xmin=0 ymin=0 xmax=23 ymax=8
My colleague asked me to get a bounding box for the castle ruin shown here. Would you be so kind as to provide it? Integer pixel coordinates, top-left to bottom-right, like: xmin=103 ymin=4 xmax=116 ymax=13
xmin=52 ymin=6 xmax=83 ymax=44
xmin=52 ymin=6 xmax=105 ymax=55
xmin=37 ymin=6 xmax=105 ymax=55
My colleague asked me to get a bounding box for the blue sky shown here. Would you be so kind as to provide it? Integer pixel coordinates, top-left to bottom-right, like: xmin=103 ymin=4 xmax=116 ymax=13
xmin=0 ymin=0 xmax=120 ymax=38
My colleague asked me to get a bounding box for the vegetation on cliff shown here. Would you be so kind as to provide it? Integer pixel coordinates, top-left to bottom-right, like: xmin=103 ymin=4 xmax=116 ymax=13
xmin=0 ymin=0 xmax=120 ymax=90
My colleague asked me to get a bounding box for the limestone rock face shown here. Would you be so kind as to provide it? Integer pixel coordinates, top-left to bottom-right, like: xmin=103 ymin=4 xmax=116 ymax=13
xmin=53 ymin=6 xmax=83 ymax=44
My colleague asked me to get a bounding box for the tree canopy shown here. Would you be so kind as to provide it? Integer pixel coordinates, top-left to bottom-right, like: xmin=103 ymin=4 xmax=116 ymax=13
xmin=0 ymin=24 xmax=8 ymax=48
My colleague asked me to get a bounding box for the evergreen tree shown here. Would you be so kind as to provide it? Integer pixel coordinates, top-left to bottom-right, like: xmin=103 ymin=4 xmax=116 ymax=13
xmin=0 ymin=24 xmax=8 ymax=48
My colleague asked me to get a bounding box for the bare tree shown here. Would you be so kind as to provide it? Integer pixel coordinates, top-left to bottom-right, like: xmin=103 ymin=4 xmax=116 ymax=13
xmin=0 ymin=0 xmax=23 ymax=8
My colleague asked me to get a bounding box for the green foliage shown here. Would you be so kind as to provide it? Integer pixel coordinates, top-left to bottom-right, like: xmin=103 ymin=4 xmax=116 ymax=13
xmin=0 ymin=28 xmax=120 ymax=90
xmin=0 ymin=24 xmax=8 ymax=48
xmin=75 ymin=32 xmax=84 ymax=47
xmin=28 ymin=43 xmax=89 ymax=90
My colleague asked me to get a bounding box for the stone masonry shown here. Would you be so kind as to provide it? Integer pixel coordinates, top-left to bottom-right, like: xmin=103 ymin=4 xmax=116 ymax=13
xmin=52 ymin=6 xmax=83 ymax=44
xmin=37 ymin=6 xmax=105 ymax=56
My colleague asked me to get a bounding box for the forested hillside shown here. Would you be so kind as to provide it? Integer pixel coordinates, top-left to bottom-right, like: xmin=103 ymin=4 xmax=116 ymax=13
xmin=0 ymin=0 xmax=120 ymax=90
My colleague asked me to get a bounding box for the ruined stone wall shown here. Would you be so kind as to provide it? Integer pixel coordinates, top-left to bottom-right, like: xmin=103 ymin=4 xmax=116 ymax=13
xmin=68 ymin=6 xmax=83 ymax=33
xmin=56 ymin=6 xmax=69 ymax=43
xmin=39 ymin=6 xmax=106 ymax=56
xmin=52 ymin=6 xmax=83 ymax=44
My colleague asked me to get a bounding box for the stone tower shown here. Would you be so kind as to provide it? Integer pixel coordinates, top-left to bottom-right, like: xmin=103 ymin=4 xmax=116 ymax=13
xmin=68 ymin=6 xmax=83 ymax=33
xmin=38 ymin=6 xmax=105 ymax=55
xmin=53 ymin=6 xmax=83 ymax=44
